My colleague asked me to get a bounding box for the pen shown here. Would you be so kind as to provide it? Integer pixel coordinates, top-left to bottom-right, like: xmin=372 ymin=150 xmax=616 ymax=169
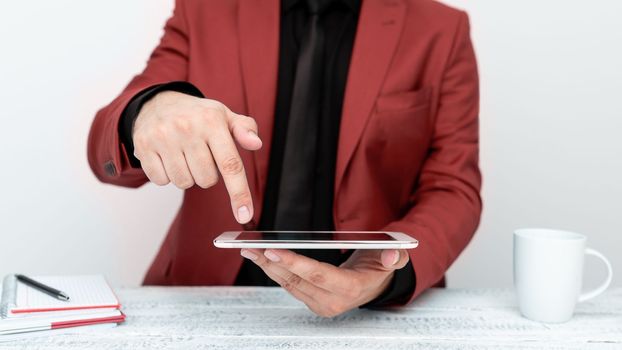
xmin=15 ymin=274 xmax=71 ymax=302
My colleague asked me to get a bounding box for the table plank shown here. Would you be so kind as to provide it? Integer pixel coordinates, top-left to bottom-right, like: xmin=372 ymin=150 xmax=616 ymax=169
xmin=2 ymin=287 xmax=621 ymax=349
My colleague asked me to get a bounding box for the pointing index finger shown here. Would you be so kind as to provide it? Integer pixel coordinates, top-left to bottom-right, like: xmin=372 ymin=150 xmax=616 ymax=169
xmin=204 ymin=120 xmax=253 ymax=224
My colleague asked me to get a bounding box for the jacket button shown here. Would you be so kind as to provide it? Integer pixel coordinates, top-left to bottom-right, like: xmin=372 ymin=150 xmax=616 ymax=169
xmin=103 ymin=161 xmax=117 ymax=177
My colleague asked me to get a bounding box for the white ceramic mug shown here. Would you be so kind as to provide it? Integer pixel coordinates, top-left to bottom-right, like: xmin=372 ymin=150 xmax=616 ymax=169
xmin=513 ymin=228 xmax=613 ymax=323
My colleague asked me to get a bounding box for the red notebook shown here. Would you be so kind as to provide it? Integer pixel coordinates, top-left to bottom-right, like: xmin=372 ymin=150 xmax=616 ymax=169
xmin=0 ymin=275 xmax=124 ymax=337
xmin=3 ymin=275 xmax=120 ymax=316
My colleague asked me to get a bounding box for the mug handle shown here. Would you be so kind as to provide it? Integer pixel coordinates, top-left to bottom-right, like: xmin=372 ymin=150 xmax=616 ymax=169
xmin=578 ymin=248 xmax=613 ymax=302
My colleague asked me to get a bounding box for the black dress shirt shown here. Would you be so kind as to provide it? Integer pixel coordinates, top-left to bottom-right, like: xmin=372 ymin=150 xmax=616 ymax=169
xmin=119 ymin=0 xmax=415 ymax=308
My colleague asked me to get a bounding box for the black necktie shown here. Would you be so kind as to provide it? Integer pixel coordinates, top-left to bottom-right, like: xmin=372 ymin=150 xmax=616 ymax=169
xmin=274 ymin=0 xmax=327 ymax=230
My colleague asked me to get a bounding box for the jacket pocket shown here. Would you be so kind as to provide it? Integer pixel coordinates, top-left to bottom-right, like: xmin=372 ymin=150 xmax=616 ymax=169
xmin=375 ymin=86 xmax=432 ymax=113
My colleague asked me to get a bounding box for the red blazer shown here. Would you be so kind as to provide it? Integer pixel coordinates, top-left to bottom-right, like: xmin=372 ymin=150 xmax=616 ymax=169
xmin=88 ymin=0 xmax=481 ymax=304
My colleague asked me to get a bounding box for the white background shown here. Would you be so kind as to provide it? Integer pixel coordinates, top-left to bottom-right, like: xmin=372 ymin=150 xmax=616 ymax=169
xmin=0 ymin=0 xmax=620 ymax=291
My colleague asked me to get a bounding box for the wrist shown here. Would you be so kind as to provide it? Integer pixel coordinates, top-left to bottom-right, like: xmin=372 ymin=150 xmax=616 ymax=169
xmin=136 ymin=91 xmax=173 ymax=122
xmin=370 ymin=271 xmax=395 ymax=302
xmin=119 ymin=82 xmax=205 ymax=169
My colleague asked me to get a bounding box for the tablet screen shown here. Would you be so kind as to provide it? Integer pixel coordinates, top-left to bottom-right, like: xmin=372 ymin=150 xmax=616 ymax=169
xmin=236 ymin=231 xmax=397 ymax=241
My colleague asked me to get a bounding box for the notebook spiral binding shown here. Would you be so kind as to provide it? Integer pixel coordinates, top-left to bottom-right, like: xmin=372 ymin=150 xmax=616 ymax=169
xmin=0 ymin=275 xmax=18 ymax=319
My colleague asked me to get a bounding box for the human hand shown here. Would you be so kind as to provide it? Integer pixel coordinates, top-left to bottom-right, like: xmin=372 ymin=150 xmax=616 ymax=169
xmin=240 ymin=248 xmax=410 ymax=317
xmin=132 ymin=91 xmax=262 ymax=223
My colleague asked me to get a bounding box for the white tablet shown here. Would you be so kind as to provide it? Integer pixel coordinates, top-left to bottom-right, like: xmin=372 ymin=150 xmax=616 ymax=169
xmin=213 ymin=231 xmax=418 ymax=249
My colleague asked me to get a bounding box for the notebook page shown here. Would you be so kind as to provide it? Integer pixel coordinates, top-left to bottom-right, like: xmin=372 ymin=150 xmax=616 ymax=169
xmin=0 ymin=322 xmax=117 ymax=343
xmin=0 ymin=310 xmax=123 ymax=333
xmin=11 ymin=275 xmax=119 ymax=314
xmin=7 ymin=307 xmax=120 ymax=319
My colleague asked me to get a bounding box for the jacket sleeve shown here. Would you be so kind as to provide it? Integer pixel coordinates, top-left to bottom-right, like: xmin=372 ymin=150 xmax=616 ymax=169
xmin=383 ymin=12 xmax=482 ymax=303
xmin=87 ymin=0 xmax=193 ymax=188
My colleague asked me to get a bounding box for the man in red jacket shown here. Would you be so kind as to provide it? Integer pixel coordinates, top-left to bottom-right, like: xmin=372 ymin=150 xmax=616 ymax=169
xmin=88 ymin=0 xmax=481 ymax=317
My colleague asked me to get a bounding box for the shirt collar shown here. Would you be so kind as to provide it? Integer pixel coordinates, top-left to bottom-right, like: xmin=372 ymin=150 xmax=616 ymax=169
xmin=282 ymin=0 xmax=361 ymax=14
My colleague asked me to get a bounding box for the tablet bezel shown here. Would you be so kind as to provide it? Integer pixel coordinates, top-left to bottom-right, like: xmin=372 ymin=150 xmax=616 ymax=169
xmin=213 ymin=231 xmax=418 ymax=249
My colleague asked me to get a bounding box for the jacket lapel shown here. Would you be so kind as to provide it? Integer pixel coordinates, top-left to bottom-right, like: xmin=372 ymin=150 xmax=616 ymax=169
xmin=335 ymin=0 xmax=406 ymax=195
xmin=238 ymin=0 xmax=280 ymax=220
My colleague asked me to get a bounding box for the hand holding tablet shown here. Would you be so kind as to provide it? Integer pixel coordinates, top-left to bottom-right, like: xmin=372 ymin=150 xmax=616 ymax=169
xmin=214 ymin=230 xmax=418 ymax=317
xmin=213 ymin=231 xmax=418 ymax=250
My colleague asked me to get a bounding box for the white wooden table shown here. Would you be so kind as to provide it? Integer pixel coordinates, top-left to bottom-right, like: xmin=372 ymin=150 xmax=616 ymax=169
xmin=3 ymin=287 xmax=621 ymax=349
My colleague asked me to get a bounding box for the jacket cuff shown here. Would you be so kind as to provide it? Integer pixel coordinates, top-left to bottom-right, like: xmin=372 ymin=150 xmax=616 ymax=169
xmin=360 ymin=259 xmax=416 ymax=309
xmin=118 ymin=81 xmax=204 ymax=168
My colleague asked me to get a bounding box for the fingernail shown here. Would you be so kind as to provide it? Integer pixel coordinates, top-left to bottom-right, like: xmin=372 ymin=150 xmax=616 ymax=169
xmin=237 ymin=205 xmax=251 ymax=223
xmin=264 ymin=250 xmax=281 ymax=262
xmin=240 ymin=249 xmax=258 ymax=261
xmin=392 ymin=250 xmax=400 ymax=265
xmin=248 ymin=130 xmax=261 ymax=141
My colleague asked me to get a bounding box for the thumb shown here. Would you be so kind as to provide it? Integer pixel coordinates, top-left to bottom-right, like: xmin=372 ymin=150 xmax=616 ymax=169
xmin=380 ymin=249 xmax=409 ymax=270
xmin=228 ymin=112 xmax=263 ymax=151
